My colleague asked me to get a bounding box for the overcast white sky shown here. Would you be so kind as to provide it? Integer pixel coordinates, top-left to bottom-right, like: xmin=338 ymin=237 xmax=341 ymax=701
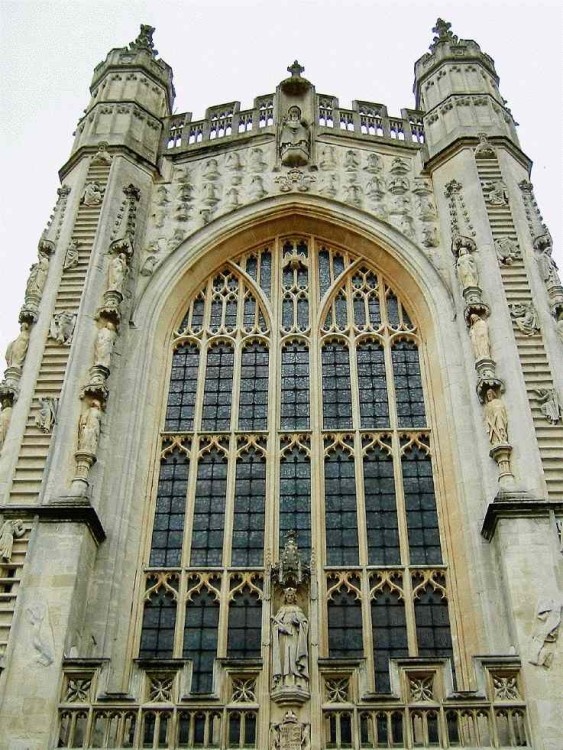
xmin=1 ymin=0 xmax=561 ymax=368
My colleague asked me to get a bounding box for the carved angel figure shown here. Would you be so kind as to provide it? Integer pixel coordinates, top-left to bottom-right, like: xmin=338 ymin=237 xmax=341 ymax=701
xmin=49 ymin=311 xmax=76 ymax=346
xmin=529 ymin=598 xmax=562 ymax=667
xmin=484 ymin=389 xmax=508 ymax=446
xmin=81 ymin=181 xmax=104 ymax=206
xmin=5 ymin=322 xmax=30 ymax=370
xmin=35 ymin=397 xmax=58 ymax=433
xmin=0 ymin=519 xmax=25 ymax=561
xmin=63 ymin=242 xmax=79 ymax=271
xmin=495 ymin=237 xmax=520 ymax=265
xmin=484 ymin=180 xmax=508 ymax=206
xmin=510 ymin=303 xmax=539 ymax=336
xmin=469 ymin=313 xmax=491 ymax=361
xmin=535 ymin=389 xmax=561 ymax=425
xmin=272 ymin=588 xmax=309 ymax=688
xmin=25 ymin=255 xmax=50 ymax=299
xmin=364 ymin=153 xmax=383 ymax=174
xmin=77 ymin=400 xmax=102 ymax=455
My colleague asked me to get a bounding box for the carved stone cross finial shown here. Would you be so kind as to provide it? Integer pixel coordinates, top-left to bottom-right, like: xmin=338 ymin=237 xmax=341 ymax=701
xmin=287 ymin=60 xmax=305 ymax=78
xmin=431 ymin=18 xmax=458 ymax=49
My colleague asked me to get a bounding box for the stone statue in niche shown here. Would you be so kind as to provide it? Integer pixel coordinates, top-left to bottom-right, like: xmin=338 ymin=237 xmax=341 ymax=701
xmin=107 ymin=253 xmax=128 ymax=296
xmin=77 ymin=399 xmax=102 ymax=455
xmin=494 ymin=236 xmax=520 ymax=265
xmin=94 ymin=320 xmax=117 ymax=369
xmin=484 ymin=388 xmax=509 ymax=446
xmin=63 ymin=241 xmax=80 ymax=271
xmin=81 ymin=181 xmax=105 ymax=206
xmin=49 ymin=311 xmax=77 ymax=346
xmin=0 ymin=398 xmax=13 ymax=451
xmin=529 ymin=598 xmax=562 ymax=667
xmin=279 ymin=106 xmax=310 ymax=167
xmin=509 ymin=303 xmax=539 ymax=336
xmin=456 ymin=247 xmax=479 ymax=289
xmin=272 ymin=587 xmax=309 ymax=690
xmin=35 ymin=397 xmax=58 ymax=433
xmin=0 ymin=518 xmax=25 ymax=560
xmin=469 ymin=313 xmax=491 ymax=361
xmin=25 ymin=254 xmax=50 ymax=299
xmin=271 ymin=710 xmax=311 ymax=750
xmin=535 ymin=388 xmax=561 ymax=425
xmin=484 ymin=180 xmax=508 ymax=206
xmin=5 ymin=322 xmax=30 ymax=370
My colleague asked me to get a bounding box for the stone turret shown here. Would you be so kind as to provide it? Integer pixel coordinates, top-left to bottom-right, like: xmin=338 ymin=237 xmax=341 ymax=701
xmin=414 ymin=19 xmax=520 ymax=161
xmin=69 ymin=25 xmax=175 ymax=166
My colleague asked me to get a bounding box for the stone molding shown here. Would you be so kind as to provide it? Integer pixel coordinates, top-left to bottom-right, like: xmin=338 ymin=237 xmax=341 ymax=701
xmin=0 ymin=500 xmax=106 ymax=545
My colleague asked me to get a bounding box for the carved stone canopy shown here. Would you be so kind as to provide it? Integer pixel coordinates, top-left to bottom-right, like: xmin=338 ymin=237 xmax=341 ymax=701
xmin=272 ymin=531 xmax=309 ymax=588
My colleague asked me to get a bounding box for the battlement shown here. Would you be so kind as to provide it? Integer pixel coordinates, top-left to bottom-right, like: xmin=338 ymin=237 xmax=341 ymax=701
xmin=163 ymin=94 xmax=425 ymax=152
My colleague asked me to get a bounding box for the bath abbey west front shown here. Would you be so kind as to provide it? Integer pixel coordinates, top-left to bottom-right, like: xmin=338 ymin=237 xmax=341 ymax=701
xmin=0 ymin=19 xmax=562 ymax=750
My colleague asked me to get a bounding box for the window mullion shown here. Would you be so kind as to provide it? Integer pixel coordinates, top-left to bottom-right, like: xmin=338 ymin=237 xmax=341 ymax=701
xmin=222 ymin=434 xmax=237 ymax=569
xmin=181 ymin=436 xmax=201 ymax=569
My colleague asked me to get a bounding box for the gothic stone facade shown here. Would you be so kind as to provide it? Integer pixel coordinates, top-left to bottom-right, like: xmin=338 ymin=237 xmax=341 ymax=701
xmin=0 ymin=21 xmax=562 ymax=750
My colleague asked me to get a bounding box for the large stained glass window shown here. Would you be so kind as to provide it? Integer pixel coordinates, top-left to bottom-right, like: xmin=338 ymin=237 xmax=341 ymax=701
xmin=141 ymin=236 xmax=452 ymax=705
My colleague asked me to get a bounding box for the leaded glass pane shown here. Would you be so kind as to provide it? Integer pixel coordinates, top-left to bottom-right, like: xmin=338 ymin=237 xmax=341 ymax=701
xmin=363 ymin=446 xmax=400 ymax=565
xmin=280 ymin=342 xmax=310 ymax=430
xmin=232 ymin=448 xmax=265 ymax=566
xmin=183 ymin=590 xmax=219 ymax=693
xmin=371 ymin=589 xmax=408 ymax=693
xmin=227 ymin=590 xmax=262 ymax=658
xmin=165 ymin=343 xmax=200 ymax=432
xmin=322 ymin=342 xmax=353 ymax=429
xmin=391 ymin=340 xmax=426 ymax=428
xmin=201 ymin=343 xmax=234 ymax=431
xmin=279 ymin=446 xmax=311 ymax=554
xmin=328 ymin=588 xmax=363 ymax=658
xmin=139 ymin=589 xmax=176 ymax=658
xmin=238 ymin=343 xmax=269 ymax=430
xmin=357 ymin=341 xmax=389 ymax=428
xmin=324 ymin=447 xmax=359 ymax=566
xmin=414 ymin=588 xmax=453 ymax=660
xmin=401 ymin=446 xmax=442 ymax=565
xmin=149 ymin=449 xmax=188 ymax=567
xmin=191 ymin=449 xmax=227 ymax=566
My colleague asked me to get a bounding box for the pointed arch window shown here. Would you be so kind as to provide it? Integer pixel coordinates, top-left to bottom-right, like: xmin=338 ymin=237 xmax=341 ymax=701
xmin=140 ymin=236 xmax=454 ymax=704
